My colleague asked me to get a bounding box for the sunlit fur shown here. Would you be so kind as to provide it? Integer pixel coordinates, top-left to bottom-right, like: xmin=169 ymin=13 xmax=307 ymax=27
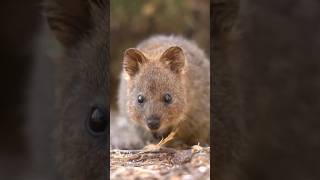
xmin=118 ymin=35 xmax=210 ymax=147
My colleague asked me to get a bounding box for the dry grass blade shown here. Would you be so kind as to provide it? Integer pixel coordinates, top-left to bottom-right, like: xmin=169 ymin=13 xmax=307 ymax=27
xmin=157 ymin=124 xmax=180 ymax=146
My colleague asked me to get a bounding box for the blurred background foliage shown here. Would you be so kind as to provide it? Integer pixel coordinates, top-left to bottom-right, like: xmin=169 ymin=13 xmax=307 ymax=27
xmin=110 ymin=0 xmax=210 ymax=108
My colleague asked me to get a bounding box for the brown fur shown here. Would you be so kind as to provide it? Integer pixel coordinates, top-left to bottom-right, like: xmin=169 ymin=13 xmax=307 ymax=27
xmin=117 ymin=35 xmax=210 ymax=148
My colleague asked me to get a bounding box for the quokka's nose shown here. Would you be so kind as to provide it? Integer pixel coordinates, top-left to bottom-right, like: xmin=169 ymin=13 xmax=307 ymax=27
xmin=146 ymin=115 xmax=160 ymax=130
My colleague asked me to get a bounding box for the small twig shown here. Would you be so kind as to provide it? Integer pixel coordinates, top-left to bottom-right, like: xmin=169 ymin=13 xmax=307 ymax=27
xmin=157 ymin=123 xmax=181 ymax=146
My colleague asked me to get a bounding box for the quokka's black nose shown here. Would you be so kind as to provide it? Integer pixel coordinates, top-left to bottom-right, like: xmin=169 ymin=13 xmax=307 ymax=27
xmin=146 ymin=116 xmax=160 ymax=130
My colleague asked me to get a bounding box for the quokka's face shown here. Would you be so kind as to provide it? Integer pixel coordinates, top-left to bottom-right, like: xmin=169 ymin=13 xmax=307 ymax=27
xmin=45 ymin=0 xmax=108 ymax=179
xmin=123 ymin=46 xmax=187 ymax=138
xmin=56 ymin=38 xmax=108 ymax=180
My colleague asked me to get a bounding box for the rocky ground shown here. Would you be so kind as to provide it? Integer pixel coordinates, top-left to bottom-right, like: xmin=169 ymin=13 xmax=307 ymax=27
xmin=110 ymin=145 xmax=210 ymax=180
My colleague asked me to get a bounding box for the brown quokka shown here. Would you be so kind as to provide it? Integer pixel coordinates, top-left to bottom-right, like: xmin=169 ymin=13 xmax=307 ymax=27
xmin=117 ymin=35 xmax=210 ymax=148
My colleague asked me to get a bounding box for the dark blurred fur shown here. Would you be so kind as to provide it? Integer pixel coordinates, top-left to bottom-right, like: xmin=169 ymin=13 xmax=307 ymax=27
xmin=213 ymin=0 xmax=320 ymax=179
xmin=27 ymin=0 xmax=108 ymax=179
xmin=0 ymin=0 xmax=41 ymax=179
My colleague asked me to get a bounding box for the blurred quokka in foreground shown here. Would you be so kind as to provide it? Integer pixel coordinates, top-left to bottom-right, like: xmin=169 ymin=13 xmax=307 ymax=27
xmin=26 ymin=0 xmax=108 ymax=179
xmin=213 ymin=0 xmax=320 ymax=180
xmin=114 ymin=35 xmax=210 ymax=149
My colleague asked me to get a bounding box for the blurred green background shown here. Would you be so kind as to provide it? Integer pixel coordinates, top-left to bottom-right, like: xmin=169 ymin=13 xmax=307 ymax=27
xmin=110 ymin=0 xmax=210 ymax=108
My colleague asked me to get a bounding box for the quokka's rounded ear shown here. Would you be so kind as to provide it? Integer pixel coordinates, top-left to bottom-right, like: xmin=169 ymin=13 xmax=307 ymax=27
xmin=44 ymin=0 xmax=98 ymax=47
xmin=123 ymin=48 xmax=148 ymax=77
xmin=160 ymin=46 xmax=185 ymax=73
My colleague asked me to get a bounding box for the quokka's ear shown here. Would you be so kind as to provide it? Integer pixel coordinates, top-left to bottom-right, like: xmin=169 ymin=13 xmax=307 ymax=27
xmin=44 ymin=0 xmax=95 ymax=47
xmin=123 ymin=48 xmax=148 ymax=77
xmin=160 ymin=46 xmax=185 ymax=73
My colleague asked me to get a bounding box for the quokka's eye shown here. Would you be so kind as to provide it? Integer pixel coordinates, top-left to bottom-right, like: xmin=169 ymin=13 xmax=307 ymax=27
xmin=164 ymin=93 xmax=172 ymax=104
xmin=86 ymin=105 xmax=107 ymax=136
xmin=137 ymin=95 xmax=145 ymax=104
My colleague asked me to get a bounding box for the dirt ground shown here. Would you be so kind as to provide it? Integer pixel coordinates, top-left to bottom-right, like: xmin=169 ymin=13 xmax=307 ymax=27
xmin=110 ymin=145 xmax=210 ymax=180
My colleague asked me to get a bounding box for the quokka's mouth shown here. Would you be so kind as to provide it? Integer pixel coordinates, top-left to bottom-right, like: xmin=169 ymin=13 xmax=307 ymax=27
xmin=152 ymin=132 xmax=162 ymax=140
xmin=151 ymin=126 xmax=173 ymax=140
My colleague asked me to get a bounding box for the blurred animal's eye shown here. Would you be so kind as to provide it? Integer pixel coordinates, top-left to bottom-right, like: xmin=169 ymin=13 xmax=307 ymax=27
xmin=86 ymin=106 xmax=107 ymax=136
xmin=137 ymin=95 xmax=145 ymax=104
xmin=164 ymin=93 xmax=172 ymax=104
